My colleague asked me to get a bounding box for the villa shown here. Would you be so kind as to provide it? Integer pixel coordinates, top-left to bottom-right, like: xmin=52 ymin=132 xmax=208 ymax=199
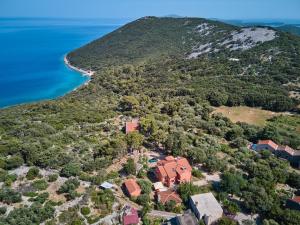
xmin=156 ymin=156 xmax=192 ymax=187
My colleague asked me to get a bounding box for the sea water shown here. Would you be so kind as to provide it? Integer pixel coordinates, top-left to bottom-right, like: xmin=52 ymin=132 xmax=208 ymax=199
xmin=0 ymin=18 xmax=122 ymax=108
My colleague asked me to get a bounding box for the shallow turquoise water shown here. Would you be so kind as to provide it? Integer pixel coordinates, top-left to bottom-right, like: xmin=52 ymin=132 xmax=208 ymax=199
xmin=0 ymin=18 xmax=121 ymax=108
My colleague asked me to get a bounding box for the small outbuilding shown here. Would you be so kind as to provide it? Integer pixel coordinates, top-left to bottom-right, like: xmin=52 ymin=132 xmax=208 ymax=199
xmin=157 ymin=190 xmax=182 ymax=205
xmin=100 ymin=181 xmax=114 ymax=190
xmin=122 ymin=205 xmax=140 ymax=225
xmin=123 ymin=178 xmax=141 ymax=198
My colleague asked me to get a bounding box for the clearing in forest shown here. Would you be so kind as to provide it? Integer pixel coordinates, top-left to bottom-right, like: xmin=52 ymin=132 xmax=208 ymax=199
xmin=213 ymin=106 xmax=282 ymax=126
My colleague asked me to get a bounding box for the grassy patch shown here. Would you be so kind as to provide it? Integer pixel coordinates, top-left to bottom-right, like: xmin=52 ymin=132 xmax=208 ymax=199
xmin=213 ymin=106 xmax=283 ymax=126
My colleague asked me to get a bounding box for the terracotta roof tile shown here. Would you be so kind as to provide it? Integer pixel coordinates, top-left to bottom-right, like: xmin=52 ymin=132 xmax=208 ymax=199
xmin=258 ymin=140 xmax=279 ymax=150
xmin=126 ymin=120 xmax=139 ymax=134
xmin=124 ymin=179 xmax=141 ymax=196
xmin=158 ymin=190 xmax=182 ymax=204
xmin=292 ymin=196 xmax=300 ymax=203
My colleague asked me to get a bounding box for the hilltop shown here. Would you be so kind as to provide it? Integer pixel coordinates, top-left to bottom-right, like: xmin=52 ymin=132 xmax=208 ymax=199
xmin=68 ymin=16 xmax=300 ymax=112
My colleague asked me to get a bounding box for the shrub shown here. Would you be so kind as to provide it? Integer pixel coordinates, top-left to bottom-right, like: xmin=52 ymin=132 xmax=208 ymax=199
xmin=26 ymin=167 xmax=40 ymax=180
xmin=0 ymin=206 xmax=7 ymax=215
xmin=192 ymin=168 xmax=204 ymax=178
xmin=48 ymin=174 xmax=58 ymax=182
xmin=58 ymin=178 xmax=80 ymax=194
xmin=60 ymin=163 xmax=81 ymax=178
xmin=0 ymin=188 xmax=22 ymax=204
xmin=81 ymin=206 xmax=91 ymax=216
xmin=32 ymin=179 xmax=48 ymax=191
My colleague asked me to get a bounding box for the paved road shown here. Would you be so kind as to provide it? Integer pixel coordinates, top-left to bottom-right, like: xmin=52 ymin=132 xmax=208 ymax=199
xmin=148 ymin=210 xmax=180 ymax=219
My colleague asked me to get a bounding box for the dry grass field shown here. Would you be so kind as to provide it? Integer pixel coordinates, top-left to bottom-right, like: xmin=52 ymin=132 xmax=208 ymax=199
xmin=213 ymin=106 xmax=283 ymax=126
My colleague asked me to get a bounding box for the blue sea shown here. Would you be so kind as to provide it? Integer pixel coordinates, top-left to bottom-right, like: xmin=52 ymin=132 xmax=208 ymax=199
xmin=0 ymin=18 xmax=124 ymax=108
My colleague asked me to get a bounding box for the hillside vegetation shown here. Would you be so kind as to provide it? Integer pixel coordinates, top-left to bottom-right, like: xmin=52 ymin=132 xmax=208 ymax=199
xmin=0 ymin=17 xmax=300 ymax=224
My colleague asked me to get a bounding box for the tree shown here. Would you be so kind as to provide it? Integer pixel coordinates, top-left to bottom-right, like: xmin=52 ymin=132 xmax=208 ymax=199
xmin=126 ymin=131 xmax=144 ymax=151
xmin=0 ymin=188 xmax=22 ymax=204
xmin=218 ymin=217 xmax=238 ymax=225
xmin=124 ymin=158 xmax=136 ymax=175
xmin=220 ymin=171 xmax=247 ymax=196
xmin=205 ymin=156 xmax=225 ymax=173
xmin=207 ymin=90 xmax=228 ymax=107
xmin=119 ymin=96 xmax=139 ymax=112
xmin=177 ymin=182 xmax=202 ymax=203
xmin=262 ymin=219 xmax=279 ymax=225
xmin=242 ymin=185 xmax=274 ymax=214
xmin=140 ymin=116 xmax=158 ymax=136
xmin=138 ymin=179 xmax=152 ymax=194
xmin=26 ymin=167 xmax=40 ymax=180
xmin=60 ymin=163 xmax=81 ymax=178
xmin=137 ymin=194 xmax=150 ymax=206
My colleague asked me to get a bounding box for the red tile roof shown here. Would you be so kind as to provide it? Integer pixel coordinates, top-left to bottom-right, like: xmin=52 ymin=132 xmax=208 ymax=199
xmin=258 ymin=140 xmax=279 ymax=150
xmin=292 ymin=196 xmax=300 ymax=204
xmin=158 ymin=190 xmax=182 ymax=204
xmin=157 ymin=157 xmax=192 ymax=180
xmin=278 ymin=145 xmax=296 ymax=155
xmin=124 ymin=179 xmax=141 ymax=197
xmin=123 ymin=207 xmax=139 ymax=225
xmin=126 ymin=119 xmax=139 ymax=134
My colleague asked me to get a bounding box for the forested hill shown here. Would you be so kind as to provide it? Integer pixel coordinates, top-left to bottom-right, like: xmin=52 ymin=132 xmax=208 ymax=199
xmin=68 ymin=16 xmax=300 ymax=112
xmin=1 ymin=17 xmax=300 ymax=224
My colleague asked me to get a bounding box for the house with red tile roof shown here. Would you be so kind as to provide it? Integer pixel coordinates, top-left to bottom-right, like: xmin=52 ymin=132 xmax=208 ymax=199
xmin=251 ymin=140 xmax=300 ymax=168
xmin=256 ymin=140 xmax=279 ymax=152
xmin=157 ymin=189 xmax=182 ymax=205
xmin=287 ymin=196 xmax=300 ymax=211
xmin=125 ymin=119 xmax=139 ymax=134
xmin=156 ymin=156 xmax=192 ymax=187
xmin=124 ymin=179 xmax=141 ymax=198
xmin=122 ymin=206 xmax=140 ymax=225
xmin=276 ymin=145 xmax=300 ymax=168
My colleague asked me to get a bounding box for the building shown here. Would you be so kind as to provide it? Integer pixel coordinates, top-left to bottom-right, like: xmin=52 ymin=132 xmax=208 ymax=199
xmin=122 ymin=205 xmax=140 ymax=225
xmin=125 ymin=119 xmax=139 ymax=134
xmin=157 ymin=190 xmax=182 ymax=205
xmin=251 ymin=140 xmax=300 ymax=168
xmin=254 ymin=140 xmax=278 ymax=152
xmin=286 ymin=196 xmax=300 ymax=211
xmin=156 ymin=156 xmax=192 ymax=187
xmin=175 ymin=210 xmax=199 ymax=225
xmin=153 ymin=182 xmax=168 ymax=192
xmin=100 ymin=181 xmax=114 ymax=190
xmin=124 ymin=179 xmax=141 ymax=198
xmin=276 ymin=145 xmax=300 ymax=167
xmin=189 ymin=192 xmax=223 ymax=225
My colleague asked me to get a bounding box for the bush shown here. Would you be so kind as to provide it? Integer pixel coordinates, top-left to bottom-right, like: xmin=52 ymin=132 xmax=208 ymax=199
xmin=58 ymin=178 xmax=80 ymax=194
xmin=192 ymin=168 xmax=204 ymax=178
xmin=48 ymin=174 xmax=58 ymax=182
xmin=124 ymin=158 xmax=136 ymax=175
xmin=81 ymin=206 xmax=91 ymax=216
xmin=4 ymin=155 xmax=24 ymax=170
xmin=60 ymin=163 xmax=81 ymax=178
xmin=137 ymin=179 xmax=152 ymax=194
xmin=0 ymin=188 xmax=22 ymax=204
xmin=32 ymin=179 xmax=48 ymax=191
xmin=0 ymin=206 xmax=7 ymax=215
xmin=26 ymin=167 xmax=40 ymax=180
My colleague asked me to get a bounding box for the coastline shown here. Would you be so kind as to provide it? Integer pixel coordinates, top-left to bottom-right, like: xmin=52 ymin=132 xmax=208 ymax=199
xmin=64 ymin=55 xmax=95 ymax=78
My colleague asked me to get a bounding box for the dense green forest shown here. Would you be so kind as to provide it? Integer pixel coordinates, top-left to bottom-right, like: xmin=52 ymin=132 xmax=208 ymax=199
xmin=0 ymin=17 xmax=300 ymax=224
